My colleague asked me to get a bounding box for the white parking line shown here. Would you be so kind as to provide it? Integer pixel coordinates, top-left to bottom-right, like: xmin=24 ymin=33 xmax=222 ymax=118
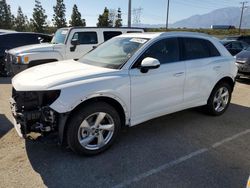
xmin=113 ymin=129 xmax=250 ymax=188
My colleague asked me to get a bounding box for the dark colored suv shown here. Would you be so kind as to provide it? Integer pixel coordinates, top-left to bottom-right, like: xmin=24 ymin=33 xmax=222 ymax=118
xmin=223 ymin=35 xmax=250 ymax=45
xmin=0 ymin=32 xmax=52 ymax=76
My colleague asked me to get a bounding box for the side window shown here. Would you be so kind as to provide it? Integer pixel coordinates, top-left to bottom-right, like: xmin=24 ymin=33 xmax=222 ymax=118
xmin=241 ymin=37 xmax=250 ymax=44
xmin=18 ymin=34 xmax=39 ymax=45
xmin=135 ymin=38 xmax=180 ymax=66
xmin=182 ymin=38 xmax=210 ymax=60
xmin=205 ymin=40 xmax=221 ymax=57
xmin=231 ymin=42 xmax=242 ymax=49
xmin=103 ymin=31 xmax=122 ymax=41
xmin=72 ymin=32 xmax=98 ymax=44
xmin=241 ymin=42 xmax=249 ymax=49
xmin=39 ymin=35 xmax=52 ymax=43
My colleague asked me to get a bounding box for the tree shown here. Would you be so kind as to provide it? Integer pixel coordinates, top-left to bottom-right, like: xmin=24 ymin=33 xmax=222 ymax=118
xmin=30 ymin=0 xmax=48 ymax=33
xmin=53 ymin=0 xmax=67 ymax=28
xmin=115 ymin=8 xmax=122 ymax=27
xmin=0 ymin=0 xmax=14 ymax=29
xmin=69 ymin=4 xmax=86 ymax=27
xmin=14 ymin=7 xmax=29 ymax=31
xmin=97 ymin=7 xmax=112 ymax=27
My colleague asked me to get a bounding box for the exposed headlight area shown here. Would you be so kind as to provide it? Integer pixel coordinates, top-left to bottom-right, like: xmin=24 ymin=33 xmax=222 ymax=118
xmin=11 ymin=89 xmax=61 ymax=137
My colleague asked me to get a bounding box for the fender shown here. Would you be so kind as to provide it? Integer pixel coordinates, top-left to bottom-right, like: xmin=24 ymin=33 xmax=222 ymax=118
xmin=19 ymin=51 xmax=64 ymax=65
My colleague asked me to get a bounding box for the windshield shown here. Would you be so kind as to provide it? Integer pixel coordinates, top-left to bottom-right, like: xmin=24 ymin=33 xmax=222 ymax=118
xmin=51 ymin=29 xmax=69 ymax=44
xmin=78 ymin=37 xmax=148 ymax=69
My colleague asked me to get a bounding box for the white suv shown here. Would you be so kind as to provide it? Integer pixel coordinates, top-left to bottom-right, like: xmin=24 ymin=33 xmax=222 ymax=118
xmin=11 ymin=32 xmax=237 ymax=155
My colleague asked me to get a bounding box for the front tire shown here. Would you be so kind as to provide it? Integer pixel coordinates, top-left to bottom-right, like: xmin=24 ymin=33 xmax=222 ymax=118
xmin=67 ymin=102 xmax=121 ymax=156
xmin=206 ymin=82 xmax=232 ymax=116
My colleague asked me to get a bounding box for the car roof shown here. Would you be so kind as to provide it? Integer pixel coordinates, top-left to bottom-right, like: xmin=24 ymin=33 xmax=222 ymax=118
xmin=118 ymin=31 xmax=211 ymax=39
xmin=60 ymin=26 xmax=144 ymax=30
xmin=0 ymin=32 xmax=51 ymax=36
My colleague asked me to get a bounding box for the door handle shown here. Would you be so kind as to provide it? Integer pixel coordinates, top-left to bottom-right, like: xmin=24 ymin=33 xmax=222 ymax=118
xmin=213 ymin=66 xmax=221 ymax=70
xmin=173 ymin=72 xmax=184 ymax=77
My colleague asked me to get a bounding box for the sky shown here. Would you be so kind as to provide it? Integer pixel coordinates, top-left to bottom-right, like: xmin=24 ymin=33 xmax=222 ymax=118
xmin=6 ymin=0 xmax=243 ymax=26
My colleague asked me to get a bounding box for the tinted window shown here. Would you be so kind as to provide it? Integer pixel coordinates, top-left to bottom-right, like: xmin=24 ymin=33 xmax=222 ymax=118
xmin=0 ymin=34 xmax=39 ymax=48
xmin=136 ymin=38 xmax=180 ymax=65
xmin=103 ymin=31 xmax=122 ymax=41
xmin=182 ymin=38 xmax=219 ymax=60
xmin=72 ymin=32 xmax=98 ymax=44
xmin=231 ymin=41 xmax=242 ymax=49
xmin=240 ymin=36 xmax=250 ymax=44
xmin=205 ymin=40 xmax=221 ymax=57
xmin=38 ymin=34 xmax=52 ymax=43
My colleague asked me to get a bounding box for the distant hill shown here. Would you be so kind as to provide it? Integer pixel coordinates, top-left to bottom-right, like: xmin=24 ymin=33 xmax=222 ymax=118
xmin=134 ymin=7 xmax=250 ymax=29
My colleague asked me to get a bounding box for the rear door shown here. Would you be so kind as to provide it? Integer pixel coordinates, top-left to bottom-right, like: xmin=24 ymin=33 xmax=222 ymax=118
xmin=181 ymin=37 xmax=221 ymax=103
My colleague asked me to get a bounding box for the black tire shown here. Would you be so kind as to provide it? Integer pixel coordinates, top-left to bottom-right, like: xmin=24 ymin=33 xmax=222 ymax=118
xmin=67 ymin=102 xmax=121 ymax=156
xmin=205 ymin=82 xmax=232 ymax=116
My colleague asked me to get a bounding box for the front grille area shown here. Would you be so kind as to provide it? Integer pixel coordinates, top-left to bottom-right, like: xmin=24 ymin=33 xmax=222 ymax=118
xmin=12 ymin=88 xmax=41 ymax=111
xmin=11 ymin=88 xmax=60 ymax=135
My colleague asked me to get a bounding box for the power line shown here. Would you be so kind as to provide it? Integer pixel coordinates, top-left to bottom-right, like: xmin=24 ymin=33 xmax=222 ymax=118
xmin=239 ymin=1 xmax=248 ymax=34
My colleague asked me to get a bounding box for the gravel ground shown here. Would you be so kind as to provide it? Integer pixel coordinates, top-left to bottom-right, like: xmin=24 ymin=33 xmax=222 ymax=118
xmin=0 ymin=77 xmax=250 ymax=188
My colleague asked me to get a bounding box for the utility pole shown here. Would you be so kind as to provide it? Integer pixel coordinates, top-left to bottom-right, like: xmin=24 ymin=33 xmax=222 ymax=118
xmin=128 ymin=0 xmax=132 ymax=27
xmin=239 ymin=1 xmax=248 ymax=34
xmin=166 ymin=0 xmax=170 ymax=30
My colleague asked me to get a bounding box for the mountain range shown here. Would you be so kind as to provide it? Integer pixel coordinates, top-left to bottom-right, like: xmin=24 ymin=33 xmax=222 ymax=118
xmin=135 ymin=7 xmax=250 ymax=28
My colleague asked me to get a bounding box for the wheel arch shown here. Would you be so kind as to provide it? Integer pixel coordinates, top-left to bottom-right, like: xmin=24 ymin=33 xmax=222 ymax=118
xmin=214 ymin=76 xmax=235 ymax=91
xmin=59 ymin=96 xmax=128 ymax=145
xmin=207 ymin=76 xmax=235 ymax=103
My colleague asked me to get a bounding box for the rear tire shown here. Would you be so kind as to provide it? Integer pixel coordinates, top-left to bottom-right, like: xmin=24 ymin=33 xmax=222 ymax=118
xmin=67 ymin=102 xmax=121 ymax=156
xmin=205 ymin=82 xmax=232 ymax=116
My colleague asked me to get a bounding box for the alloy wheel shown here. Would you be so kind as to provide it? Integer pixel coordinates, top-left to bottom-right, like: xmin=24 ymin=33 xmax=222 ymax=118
xmin=77 ymin=112 xmax=115 ymax=150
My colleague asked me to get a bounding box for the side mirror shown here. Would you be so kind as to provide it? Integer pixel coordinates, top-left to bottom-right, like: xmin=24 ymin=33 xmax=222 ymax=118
xmin=70 ymin=39 xmax=79 ymax=52
xmin=140 ymin=57 xmax=160 ymax=73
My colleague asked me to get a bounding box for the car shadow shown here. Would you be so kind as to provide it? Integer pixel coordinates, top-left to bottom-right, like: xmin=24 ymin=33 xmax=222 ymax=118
xmin=0 ymin=113 xmax=13 ymax=138
xmin=0 ymin=77 xmax=11 ymax=84
xmin=25 ymin=103 xmax=250 ymax=188
xmin=236 ymin=77 xmax=250 ymax=85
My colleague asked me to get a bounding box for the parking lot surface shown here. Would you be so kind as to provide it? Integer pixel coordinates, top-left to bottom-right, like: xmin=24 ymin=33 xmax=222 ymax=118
xmin=0 ymin=77 xmax=250 ymax=188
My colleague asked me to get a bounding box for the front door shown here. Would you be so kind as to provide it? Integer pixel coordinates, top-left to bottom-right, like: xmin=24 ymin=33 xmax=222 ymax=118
xmin=129 ymin=38 xmax=185 ymax=125
xmin=66 ymin=31 xmax=99 ymax=60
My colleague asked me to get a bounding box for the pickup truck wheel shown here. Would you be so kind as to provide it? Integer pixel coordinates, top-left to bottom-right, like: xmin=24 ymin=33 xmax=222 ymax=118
xmin=206 ymin=82 xmax=232 ymax=116
xmin=67 ymin=102 xmax=121 ymax=156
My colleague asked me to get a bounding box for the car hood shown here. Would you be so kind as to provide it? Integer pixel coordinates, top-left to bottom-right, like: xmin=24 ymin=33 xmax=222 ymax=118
xmin=8 ymin=43 xmax=61 ymax=55
xmin=12 ymin=60 xmax=119 ymax=91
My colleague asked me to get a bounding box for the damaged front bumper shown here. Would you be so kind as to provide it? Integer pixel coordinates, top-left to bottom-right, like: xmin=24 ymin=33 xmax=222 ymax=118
xmin=10 ymin=89 xmax=61 ymax=138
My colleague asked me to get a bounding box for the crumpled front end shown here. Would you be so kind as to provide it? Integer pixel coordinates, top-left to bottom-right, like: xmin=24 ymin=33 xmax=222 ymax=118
xmin=10 ymin=88 xmax=61 ymax=138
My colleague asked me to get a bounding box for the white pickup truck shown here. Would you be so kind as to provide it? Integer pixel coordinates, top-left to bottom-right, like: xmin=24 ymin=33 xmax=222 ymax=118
xmin=5 ymin=27 xmax=144 ymax=75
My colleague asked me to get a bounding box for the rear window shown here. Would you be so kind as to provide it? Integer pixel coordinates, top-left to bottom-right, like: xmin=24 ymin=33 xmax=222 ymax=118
xmin=72 ymin=32 xmax=98 ymax=44
xmin=0 ymin=34 xmax=39 ymax=48
xmin=103 ymin=31 xmax=122 ymax=41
